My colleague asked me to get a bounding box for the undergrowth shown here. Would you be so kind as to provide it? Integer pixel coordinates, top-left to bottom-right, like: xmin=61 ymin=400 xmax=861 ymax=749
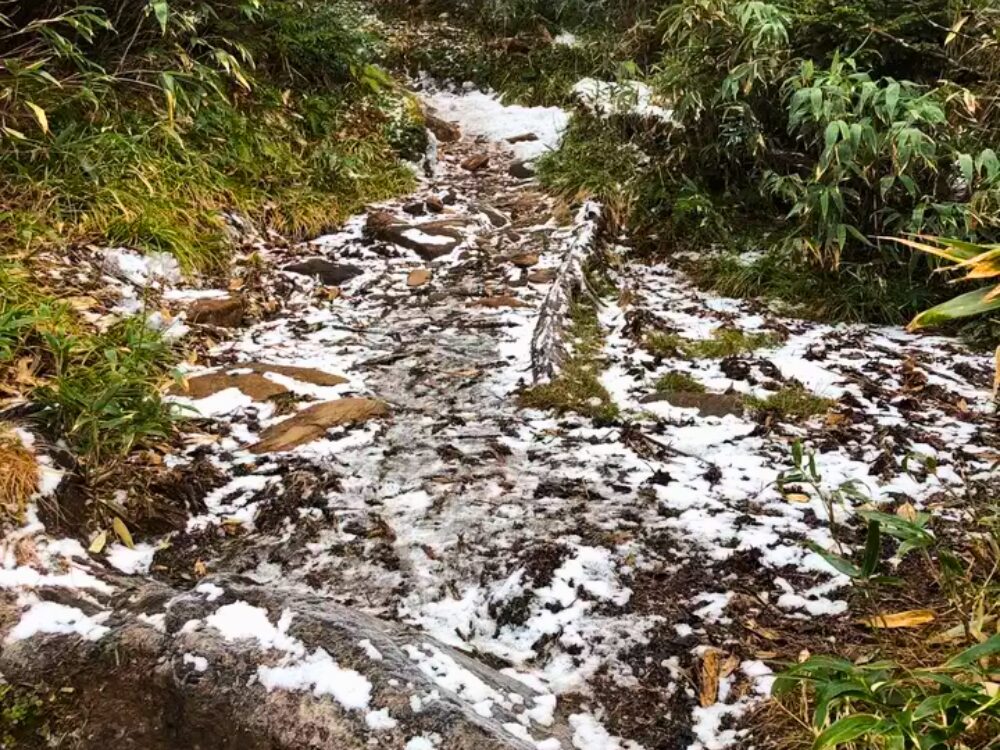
xmin=761 ymin=446 xmax=1000 ymax=749
xmin=0 ymin=1 xmax=420 ymax=525
xmin=654 ymin=370 xmax=705 ymax=394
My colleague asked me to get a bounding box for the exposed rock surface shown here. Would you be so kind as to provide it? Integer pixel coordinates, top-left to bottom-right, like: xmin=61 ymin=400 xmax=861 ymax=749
xmin=188 ymin=296 xmax=244 ymax=327
xmin=283 ymin=258 xmax=364 ymax=285
xmin=0 ymin=576 xmax=568 ymax=750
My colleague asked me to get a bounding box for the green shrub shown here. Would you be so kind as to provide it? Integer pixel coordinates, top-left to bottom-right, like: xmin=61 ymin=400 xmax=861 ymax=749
xmin=34 ymin=317 xmax=180 ymax=473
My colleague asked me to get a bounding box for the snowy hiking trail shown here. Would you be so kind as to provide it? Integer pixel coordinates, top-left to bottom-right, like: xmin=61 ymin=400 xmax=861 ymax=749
xmin=2 ymin=89 xmax=999 ymax=750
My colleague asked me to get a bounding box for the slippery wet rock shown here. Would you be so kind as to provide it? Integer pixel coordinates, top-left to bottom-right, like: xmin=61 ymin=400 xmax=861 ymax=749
xmin=188 ymin=296 xmax=244 ymax=327
xmin=478 ymin=205 xmax=509 ymax=228
xmin=425 ymin=195 xmax=445 ymax=213
xmin=407 ymin=269 xmax=431 ymax=287
xmin=374 ymin=219 xmax=468 ymax=261
xmin=250 ymin=397 xmax=389 ymax=454
xmin=175 ymin=371 xmax=287 ymax=401
xmin=461 ymin=154 xmax=490 ymax=172
xmin=245 ymin=364 xmax=348 ymax=387
xmin=508 ymin=160 xmax=535 ymax=179
xmin=0 ymin=576 xmax=568 ymax=750
xmin=425 ymin=112 xmax=460 ymax=143
xmin=402 ymin=201 xmax=426 ymax=216
xmin=283 ymin=258 xmax=364 ymax=286
xmin=174 ymin=364 xmax=348 ymax=401
xmin=510 ymin=252 xmax=539 ymax=267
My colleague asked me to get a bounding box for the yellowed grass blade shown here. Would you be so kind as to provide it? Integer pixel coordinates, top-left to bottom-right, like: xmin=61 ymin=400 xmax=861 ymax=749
xmin=862 ymin=609 xmax=936 ymax=629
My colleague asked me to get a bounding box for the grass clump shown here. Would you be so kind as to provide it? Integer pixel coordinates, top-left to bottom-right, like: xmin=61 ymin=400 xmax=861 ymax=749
xmin=33 ymin=318 xmax=180 ymax=479
xmin=520 ymin=301 xmax=618 ymax=422
xmin=0 ymin=425 xmax=39 ymax=522
xmin=645 ymin=328 xmax=782 ymax=359
xmin=653 ymin=370 xmax=705 ymax=394
xmin=0 ymin=1 xmax=418 ymax=272
xmin=745 ymin=385 xmax=835 ymax=421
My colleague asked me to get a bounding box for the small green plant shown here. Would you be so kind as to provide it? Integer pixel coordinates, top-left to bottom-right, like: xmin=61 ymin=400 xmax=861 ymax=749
xmin=654 ymin=370 xmax=705 ymax=393
xmin=0 ymin=683 xmax=46 ymax=746
xmin=770 ymin=443 xmax=1000 ymax=749
xmin=33 ymin=318 xmax=180 ymax=476
xmin=773 ymin=638 xmax=1000 ymax=749
xmin=746 ymin=384 xmax=835 ymax=421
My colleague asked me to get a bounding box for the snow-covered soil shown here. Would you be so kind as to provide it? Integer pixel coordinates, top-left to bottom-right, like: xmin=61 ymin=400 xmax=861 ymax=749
xmin=2 ymin=90 xmax=998 ymax=750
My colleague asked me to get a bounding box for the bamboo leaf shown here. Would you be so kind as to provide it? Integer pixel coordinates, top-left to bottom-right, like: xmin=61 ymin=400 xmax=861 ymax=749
xmin=24 ymin=101 xmax=48 ymax=134
xmin=861 ymin=609 xmax=936 ymax=629
xmin=113 ymin=516 xmax=134 ymax=549
xmin=908 ymin=287 xmax=1000 ymax=329
xmin=813 ymin=714 xmax=880 ymax=749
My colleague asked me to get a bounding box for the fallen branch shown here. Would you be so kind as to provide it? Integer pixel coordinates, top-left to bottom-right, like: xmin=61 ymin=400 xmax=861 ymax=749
xmin=530 ymin=201 xmax=604 ymax=382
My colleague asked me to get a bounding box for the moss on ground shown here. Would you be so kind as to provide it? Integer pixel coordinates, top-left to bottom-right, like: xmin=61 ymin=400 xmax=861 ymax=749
xmin=520 ymin=301 xmax=619 ymax=422
xmin=645 ymin=328 xmax=782 ymax=359
xmin=745 ymin=385 xmax=836 ymax=421
xmin=653 ymin=370 xmax=706 ymax=394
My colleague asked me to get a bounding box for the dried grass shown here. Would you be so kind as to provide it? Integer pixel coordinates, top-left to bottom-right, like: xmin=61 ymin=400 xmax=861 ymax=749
xmin=0 ymin=425 xmax=39 ymax=521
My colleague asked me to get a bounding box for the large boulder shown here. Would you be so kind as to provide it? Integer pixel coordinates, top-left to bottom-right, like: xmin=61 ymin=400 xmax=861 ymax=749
xmin=0 ymin=576 xmax=570 ymax=749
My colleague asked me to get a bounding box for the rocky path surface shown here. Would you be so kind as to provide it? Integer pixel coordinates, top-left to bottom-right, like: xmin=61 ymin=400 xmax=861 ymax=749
xmin=2 ymin=89 xmax=998 ymax=750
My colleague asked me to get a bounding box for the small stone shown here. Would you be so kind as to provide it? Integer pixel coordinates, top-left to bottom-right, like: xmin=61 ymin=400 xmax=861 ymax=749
xmin=402 ymin=201 xmax=425 ymax=216
xmin=510 ymin=252 xmax=539 ymax=268
xmin=461 ymin=154 xmax=490 ymax=172
xmin=507 ymin=132 xmax=539 ymax=144
xmin=425 ymin=113 xmax=460 ymax=143
xmin=479 ymin=205 xmax=508 ymax=227
xmin=508 ymin=160 xmax=535 ymax=179
xmin=407 ymin=269 xmax=431 ymax=287
xmin=639 ymin=391 xmax=745 ymax=418
xmin=376 ymin=220 xmax=467 ymax=261
xmin=188 ymin=296 xmax=244 ymax=328
xmin=283 ymin=258 xmax=363 ymax=286
xmin=425 ymin=195 xmax=444 ymax=213
xmin=527 ymin=268 xmax=557 ymax=284
xmin=442 ymin=190 xmax=458 ymax=205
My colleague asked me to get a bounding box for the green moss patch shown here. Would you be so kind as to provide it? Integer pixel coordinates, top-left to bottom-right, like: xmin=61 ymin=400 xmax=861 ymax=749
xmin=745 ymin=385 xmax=836 ymax=421
xmin=520 ymin=301 xmax=618 ymax=422
xmin=645 ymin=328 xmax=783 ymax=359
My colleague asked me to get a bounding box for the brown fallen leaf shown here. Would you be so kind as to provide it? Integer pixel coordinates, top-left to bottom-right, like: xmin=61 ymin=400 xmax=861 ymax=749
xmin=699 ymin=649 xmax=721 ymax=707
xmin=472 ymin=295 xmax=530 ymax=309
xmin=896 ymin=502 xmax=918 ymax=522
xmin=784 ymin=492 xmax=810 ymax=504
xmin=510 ymin=252 xmax=539 ymax=267
xmin=193 ymin=560 xmax=208 ymax=578
xmin=744 ymin=619 xmax=782 ymax=641
xmin=250 ymin=397 xmax=389 ymax=454
xmin=408 ymin=269 xmax=431 ymax=287
xmin=862 ymin=609 xmax=936 ymax=629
